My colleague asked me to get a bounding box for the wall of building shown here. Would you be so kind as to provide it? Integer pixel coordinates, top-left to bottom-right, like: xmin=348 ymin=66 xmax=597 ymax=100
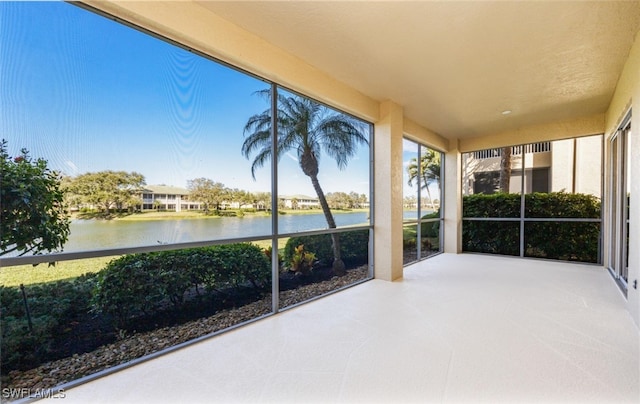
xmin=574 ymin=136 xmax=603 ymax=197
xmin=550 ymin=136 xmax=602 ymax=197
xmin=605 ymin=29 xmax=640 ymax=327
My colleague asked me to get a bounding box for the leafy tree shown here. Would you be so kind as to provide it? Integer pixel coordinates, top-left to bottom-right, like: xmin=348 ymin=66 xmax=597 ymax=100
xmin=187 ymin=178 xmax=227 ymax=213
xmin=60 ymin=175 xmax=83 ymax=212
xmin=359 ymin=193 xmax=368 ymax=207
xmin=326 ymin=192 xmax=340 ymax=209
xmin=253 ymin=191 xmax=272 ymax=211
xmin=67 ymin=170 xmax=145 ymax=215
xmin=242 ymin=89 xmax=368 ymax=275
xmin=407 ymin=148 xmax=441 ymax=209
xmin=0 ymin=140 xmax=70 ymax=256
xmin=326 ymin=191 xmax=352 ymax=209
xmin=229 ymin=188 xmax=254 ymax=208
xmin=349 ymin=191 xmax=361 ymax=208
xmin=403 ymin=195 xmax=417 ymax=208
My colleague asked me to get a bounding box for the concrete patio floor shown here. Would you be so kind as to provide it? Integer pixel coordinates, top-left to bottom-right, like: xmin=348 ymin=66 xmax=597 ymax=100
xmin=59 ymin=253 xmax=639 ymax=403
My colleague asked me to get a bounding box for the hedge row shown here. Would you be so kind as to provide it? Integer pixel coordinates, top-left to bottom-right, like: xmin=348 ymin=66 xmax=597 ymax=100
xmin=283 ymin=230 xmax=369 ymax=268
xmin=1 ymin=274 xmax=97 ymax=372
xmin=420 ymin=211 xmax=440 ymax=238
xmin=463 ymin=192 xmax=601 ymax=218
xmin=92 ymin=243 xmax=270 ymax=325
xmin=463 ymin=192 xmax=601 ymax=262
xmin=524 ymin=221 xmax=600 ymax=262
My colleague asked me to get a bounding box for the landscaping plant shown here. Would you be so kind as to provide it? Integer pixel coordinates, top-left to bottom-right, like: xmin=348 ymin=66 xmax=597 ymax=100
xmin=289 ymin=245 xmax=316 ymax=275
xmin=92 ymin=243 xmax=270 ymax=326
xmin=284 ymin=230 xmax=369 ymax=268
xmin=462 ymin=192 xmax=601 ymax=262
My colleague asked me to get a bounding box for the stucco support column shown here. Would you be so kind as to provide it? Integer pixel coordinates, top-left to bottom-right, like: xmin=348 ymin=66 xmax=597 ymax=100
xmin=444 ymin=139 xmax=462 ymax=253
xmin=628 ymin=114 xmax=639 ymax=325
xmin=374 ymin=101 xmax=404 ymax=281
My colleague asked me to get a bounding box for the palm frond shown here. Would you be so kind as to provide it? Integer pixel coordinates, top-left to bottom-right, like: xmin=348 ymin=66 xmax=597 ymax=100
xmin=250 ymin=146 xmax=273 ymax=180
xmin=243 ymin=89 xmax=369 ymax=180
xmin=315 ymin=115 xmax=368 ymax=170
xmin=241 ymin=129 xmax=271 ymax=159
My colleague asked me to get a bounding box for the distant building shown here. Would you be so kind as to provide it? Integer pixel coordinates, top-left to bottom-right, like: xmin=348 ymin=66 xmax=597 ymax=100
xmin=141 ymin=185 xmax=202 ymax=212
xmin=279 ymin=194 xmax=320 ymax=209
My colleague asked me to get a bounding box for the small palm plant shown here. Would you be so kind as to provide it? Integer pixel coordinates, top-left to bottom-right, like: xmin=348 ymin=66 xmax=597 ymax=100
xmin=290 ymin=244 xmax=316 ymax=275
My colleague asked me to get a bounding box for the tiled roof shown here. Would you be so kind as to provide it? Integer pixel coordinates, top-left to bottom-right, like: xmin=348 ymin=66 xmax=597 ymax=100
xmin=143 ymin=185 xmax=190 ymax=195
xmin=279 ymin=194 xmax=318 ymax=201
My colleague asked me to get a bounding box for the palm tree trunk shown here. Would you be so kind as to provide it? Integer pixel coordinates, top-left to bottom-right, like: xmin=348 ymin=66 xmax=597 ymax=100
xmin=424 ymin=185 xmax=436 ymax=211
xmin=309 ymin=174 xmax=346 ymax=276
xmin=499 ymin=146 xmax=512 ymax=193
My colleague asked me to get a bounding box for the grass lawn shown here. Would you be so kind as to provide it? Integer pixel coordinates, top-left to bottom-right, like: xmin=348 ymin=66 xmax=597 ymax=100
xmin=0 ymin=256 xmax=114 ymax=287
xmin=403 ymin=224 xmax=417 ymax=239
xmin=250 ymin=238 xmax=288 ymax=252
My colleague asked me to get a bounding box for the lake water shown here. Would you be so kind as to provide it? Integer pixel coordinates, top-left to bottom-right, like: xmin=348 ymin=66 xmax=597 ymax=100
xmin=61 ymin=212 xmax=369 ymax=252
xmin=402 ymin=209 xmax=436 ymax=220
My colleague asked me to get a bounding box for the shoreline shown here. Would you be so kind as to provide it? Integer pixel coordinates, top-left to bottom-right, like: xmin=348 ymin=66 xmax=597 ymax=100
xmin=73 ymin=208 xmax=369 ymax=222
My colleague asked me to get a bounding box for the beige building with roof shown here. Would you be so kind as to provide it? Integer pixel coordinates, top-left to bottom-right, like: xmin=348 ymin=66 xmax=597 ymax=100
xmin=279 ymin=194 xmax=320 ymax=210
xmin=141 ymin=185 xmax=202 ymax=212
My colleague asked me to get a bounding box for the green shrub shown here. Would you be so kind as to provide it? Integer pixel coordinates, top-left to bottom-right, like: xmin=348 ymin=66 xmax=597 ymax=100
xmin=92 ymin=243 xmax=270 ymax=325
xmin=525 ymin=222 xmax=600 ymax=262
xmin=463 ymin=220 xmax=520 ymax=256
xmin=202 ymin=243 xmax=271 ymax=290
xmin=420 ymin=211 xmax=440 ymax=238
xmin=525 ymin=192 xmax=600 ymax=218
xmin=1 ymin=274 xmax=97 ymax=372
xmin=289 ymin=244 xmax=316 ymax=275
xmin=283 ymin=230 xmax=369 ymax=268
xmin=462 ymin=192 xmax=601 ymax=262
xmin=463 ymin=193 xmax=520 ymax=217
xmin=92 ymin=254 xmax=168 ymax=323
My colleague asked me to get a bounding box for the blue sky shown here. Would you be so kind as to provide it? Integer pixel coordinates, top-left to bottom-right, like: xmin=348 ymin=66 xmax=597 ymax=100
xmin=1 ymin=1 xmax=371 ymax=196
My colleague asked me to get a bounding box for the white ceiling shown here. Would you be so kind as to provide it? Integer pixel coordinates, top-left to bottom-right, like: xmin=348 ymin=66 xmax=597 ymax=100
xmin=196 ymin=1 xmax=640 ymax=140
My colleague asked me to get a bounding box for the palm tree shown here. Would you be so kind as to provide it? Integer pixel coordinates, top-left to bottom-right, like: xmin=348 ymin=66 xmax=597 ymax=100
xmin=242 ymin=89 xmax=368 ymax=275
xmin=407 ymin=149 xmax=441 ymax=210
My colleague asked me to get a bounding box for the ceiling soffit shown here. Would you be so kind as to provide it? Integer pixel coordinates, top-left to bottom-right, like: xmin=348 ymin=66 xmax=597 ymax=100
xmin=196 ymin=1 xmax=640 ymax=141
